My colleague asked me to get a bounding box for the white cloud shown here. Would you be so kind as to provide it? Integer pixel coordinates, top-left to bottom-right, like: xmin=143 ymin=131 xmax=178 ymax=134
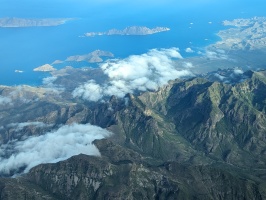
xmin=205 ymin=50 xmax=228 ymax=60
xmin=0 ymin=96 xmax=12 ymax=105
xmin=42 ymin=76 xmax=57 ymax=86
xmin=2 ymin=85 xmax=63 ymax=105
xmin=205 ymin=51 xmax=218 ymax=59
xmin=182 ymin=62 xmax=194 ymax=68
xmin=0 ymin=82 xmax=65 ymax=106
xmin=73 ymin=48 xmax=193 ymax=101
xmin=185 ymin=48 xmax=194 ymax=53
xmin=233 ymin=68 xmax=244 ymax=75
xmin=42 ymin=76 xmax=65 ymax=95
xmin=0 ymin=123 xmax=112 ymax=175
xmin=214 ymin=73 xmax=226 ymax=81
xmin=51 ymin=60 xmax=64 ymax=65
xmin=8 ymin=86 xmax=30 ymax=103
xmin=7 ymin=122 xmax=51 ymax=132
xmin=0 ymin=87 xmax=35 ymax=105
xmin=72 ymin=80 xmax=104 ymax=102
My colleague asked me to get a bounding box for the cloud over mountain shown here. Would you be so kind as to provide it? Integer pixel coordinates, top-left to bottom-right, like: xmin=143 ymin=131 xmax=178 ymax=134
xmin=0 ymin=123 xmax=112 ymax=175
xmin=73 ymin=48 xmax=193 ymax=101
xmin=0 ymin=96 xmax=12 ymax=105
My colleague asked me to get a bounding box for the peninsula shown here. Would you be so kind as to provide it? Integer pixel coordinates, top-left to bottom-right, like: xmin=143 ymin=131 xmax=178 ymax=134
xmin=213 ymin=17 xmax=266 ymax=50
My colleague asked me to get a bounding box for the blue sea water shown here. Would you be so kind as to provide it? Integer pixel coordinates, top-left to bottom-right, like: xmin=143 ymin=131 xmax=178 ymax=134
xmin=0 ymin=0 xmax=265 ymax=86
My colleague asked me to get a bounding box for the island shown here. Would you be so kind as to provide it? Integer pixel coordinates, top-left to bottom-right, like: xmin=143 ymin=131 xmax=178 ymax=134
xmin=65 ymin=50 xmax=114 ymax=63
xmin=84 ymin=26 xmax=170 ymax=37
xmin=14 ymin=70 xmax=23 ymax=73
xmin=0 ymin=17 xmax=74 ymax=27
xmin=33 ymin=64 xmax=56 ymax=72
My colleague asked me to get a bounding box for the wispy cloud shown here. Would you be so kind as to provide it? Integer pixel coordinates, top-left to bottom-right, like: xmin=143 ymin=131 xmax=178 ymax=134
xmin=7 ymin=122 xmax=51 ymax=132
xmin=42 ymin=76 xmax=65 ymax=95
xmin=182 ymin=62 xmax=194 ymax=68
xmin=205 ymin=50 xmax=228 ymax=60
xmin=72 ymin=80 xmax=104 ymax=102
xmin=214 ymin=73 xmax=226 ymax=81
xmin=51 ymin=60 xmax=64 ymax=65
xmin=0 ymin=80 xmax=66 ymax=108
xmin=42 ymin=76 xmax=57 ymax=86
xmin=0 ymin=96 xmax=12 ymax=105
xmin=72 ymin=48 xmax=193 ymax=101
xmin=0 ymin=123 xmax=112 ymax=176
xmin=205 ymin=67 xmax=249 ymax=84
xmin=233 ymin=68 xmax=244 ymax=75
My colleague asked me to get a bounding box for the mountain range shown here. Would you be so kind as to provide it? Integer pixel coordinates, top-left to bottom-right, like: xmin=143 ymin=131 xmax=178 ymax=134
xmin=1 ymin=69 xmax=266 ymax=199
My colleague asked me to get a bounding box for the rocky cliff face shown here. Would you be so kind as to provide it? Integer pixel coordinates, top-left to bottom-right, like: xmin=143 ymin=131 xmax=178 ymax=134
xmin=1 ymin=70 xmax=266 ymax=199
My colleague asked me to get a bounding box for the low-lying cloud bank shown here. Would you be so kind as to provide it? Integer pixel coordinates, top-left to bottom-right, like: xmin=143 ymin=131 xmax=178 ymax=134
xmin=0 ymin=123 xmax=112 ymax=176
xmin=73 ymin=48 xmax=193 ymax=101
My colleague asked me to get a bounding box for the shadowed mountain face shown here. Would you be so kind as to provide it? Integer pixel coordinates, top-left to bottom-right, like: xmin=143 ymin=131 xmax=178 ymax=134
xmin=1 ymin=70 xmax=266 ymax=199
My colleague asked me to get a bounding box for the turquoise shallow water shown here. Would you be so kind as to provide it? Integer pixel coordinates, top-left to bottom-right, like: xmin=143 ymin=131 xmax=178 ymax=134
xmin=0 ymin=0 xmax=265 ymax=85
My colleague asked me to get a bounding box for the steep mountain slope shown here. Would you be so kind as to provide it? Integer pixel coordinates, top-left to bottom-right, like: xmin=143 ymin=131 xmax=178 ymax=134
xmin=138 ymin=71 xmax=266 ymax=168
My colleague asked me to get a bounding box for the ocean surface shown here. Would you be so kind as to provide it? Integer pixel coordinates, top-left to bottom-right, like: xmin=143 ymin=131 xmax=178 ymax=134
xmin=0 ymin=0 xmax=265 ymax=86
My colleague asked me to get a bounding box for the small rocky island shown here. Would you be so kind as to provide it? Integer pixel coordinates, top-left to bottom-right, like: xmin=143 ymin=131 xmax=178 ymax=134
xmin=0 ymin=17 xmax=73 ymax=27
xmin=84 ymin=26 xmax=170 ymax=37
xmin=33 ymin=64 xmax=56 ymax=72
